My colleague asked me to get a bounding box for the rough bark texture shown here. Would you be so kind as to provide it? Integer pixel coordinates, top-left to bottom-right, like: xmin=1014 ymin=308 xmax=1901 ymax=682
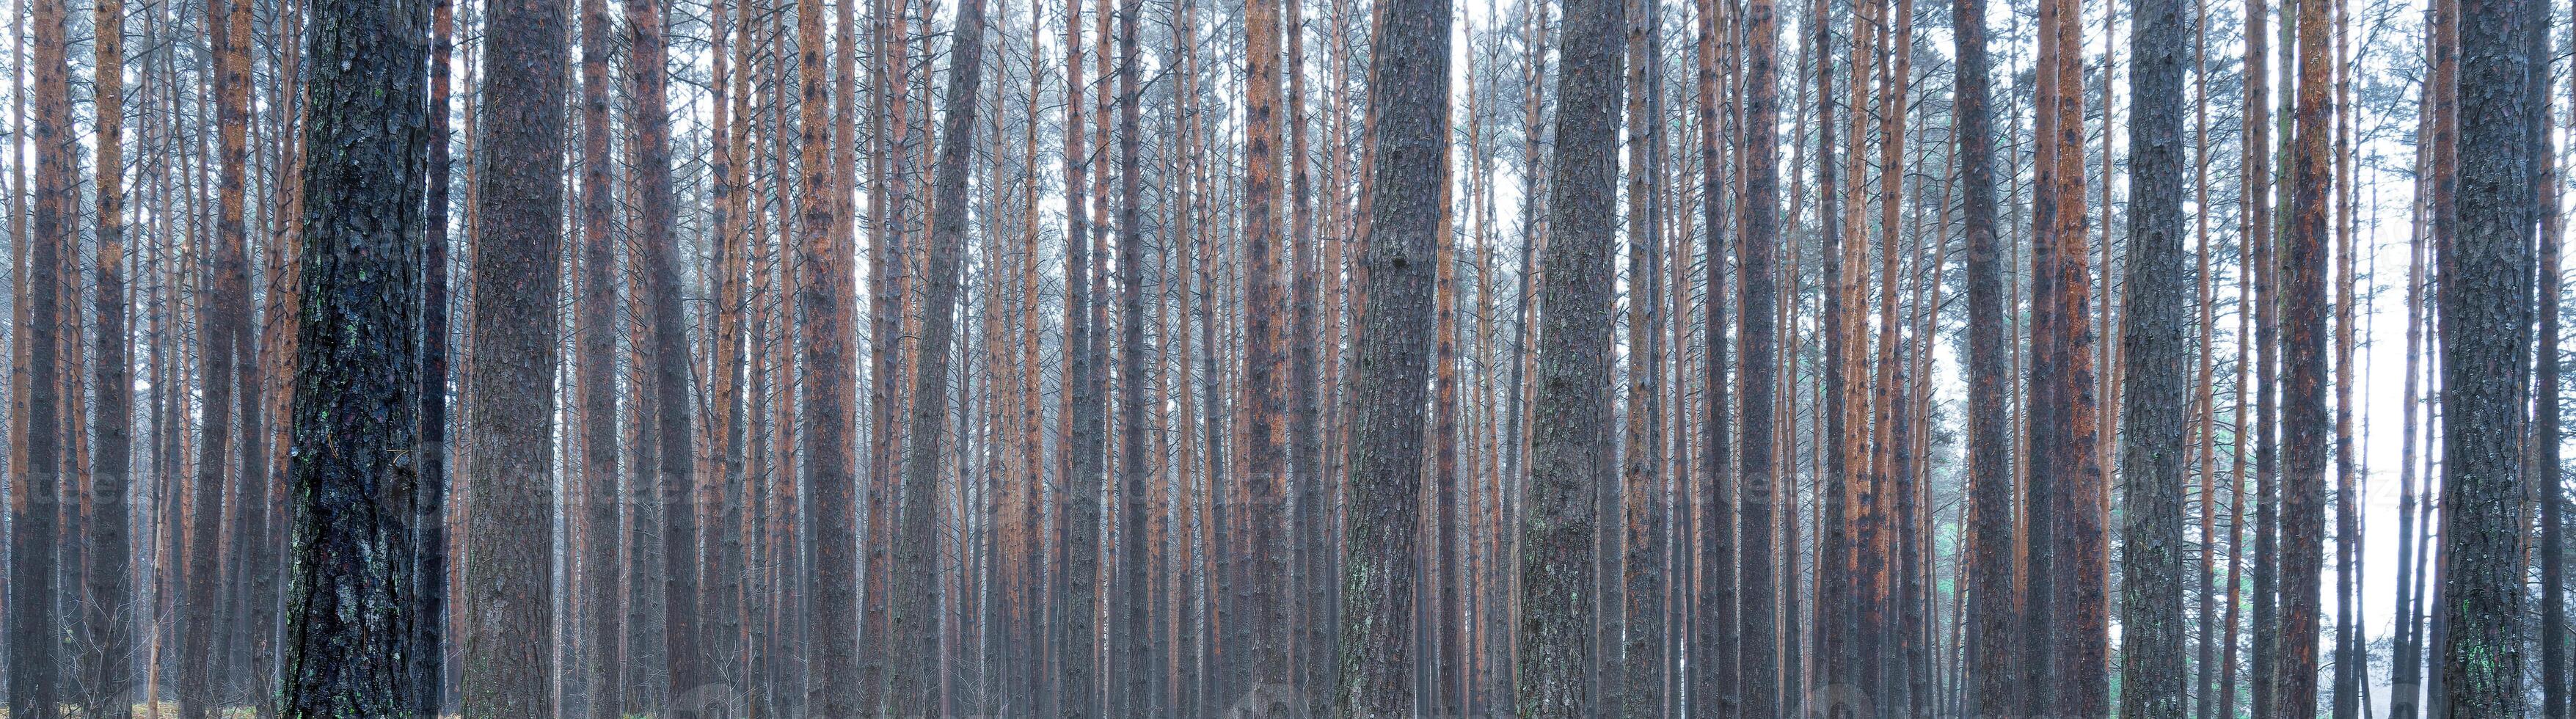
xmin=2435 ymin=0 xmax=2545 ymax=709
xmin=461 ymin=0 xmax=567 ymax=711
xmin=575 ymin=0 xmax=624 ymax=714
xmin=2030 ymin=0 xmax=2106 ymax=709
xmin=1517 ymin=0 xmax=1623 ymax=710
xmin=2115 ymin=0 xmax=2190 ymax=708
xmin=1240 ymin=0 xmax=1295 ymax=711
xmin=798 ymin=0 xmax=861 ymax=712
xmin=887 ymin=0 xmax=987 ymax=711
xmin=84 ymin=0 xmax=136 ymax=711
xmin=1057 ymin=0 xmax=1106 ymax=711
xmin=1737 ymin=0 xmax=1781 ymax=713
xmin=1952 ymin=0 xmax=2015 ymax=709
xmin=1329 ymin=0 xmax=1450 ymax=709
xmin=276 ymin=0 xmax=434 ymax=709
xmin=10 ymin=0 xmax=70 ymax=712
xmin=2275 ymin=0 xmax=2334 ymax=709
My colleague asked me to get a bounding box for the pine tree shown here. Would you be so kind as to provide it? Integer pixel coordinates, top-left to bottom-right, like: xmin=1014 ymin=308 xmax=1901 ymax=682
xmin=2434 ymin=0 xmax=2548 ymax=709
xmin=2275 ymin=0 xmax=2335 ymax=708
xmin=1737 ymin=0 xmax=1784 ymax=712
xmin=83 ymin=0 xmax=136 ymax=711
xmin=1331 ymin=0 xmax=1451 ymax=708
xmin=1517 ymin=0 xmax=1624 ymax=709
xmin=574 ymin=0 xmax=624 ymax=714
xmin=460 ymin=0 xmax=568 ymax=710
xmin=7 ymin=0 xmax=71 ymax=712
xmin=2115 ymin=0 xmax=2191 ymax=707
xmin=888 ymin=0 xmax=989 ymax=709
xmin=275 ymin=0 xmax=435 ymax=709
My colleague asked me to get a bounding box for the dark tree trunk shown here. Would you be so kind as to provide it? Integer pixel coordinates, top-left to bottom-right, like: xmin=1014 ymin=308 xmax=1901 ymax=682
xmin=181 ymin=0 xmax=251 ymax=712
xmin=624 ymin=0 xmax=697 ymax=705
xmin=575 ymin=0 xmax=624 ymax=715
xmin=85 ymin=0 xmax=136 ymax=711
xmin=1115 ymin=0 xmax=1153 ymax=709
xmin=413 ymin=0 xmax=455 ymax=709
xmin=1737 ymin=0 xmax=1782 ymax=712
xmin=1329 ymin=0 xmax=1450 ymax=709
xmin=1951 ymin=0 xmax=2015 ymax=708
xmin=888 ymin=0 xmax=988 ymax=710
xmin=276 ymin=0 xmax=434 ymax=708
xmin=461 ymin=0 xmax=567 ymax=710
xmin=2435 ymin=0 xmax=2547 ymax=708
xmin=1057 ymin=0 xmax=1106 ymax=710
xmin=8 ymin=0 xmax=70 ymax=712
xmin=2115 ymin=0 xmax=2191 ymax=708
xmin=1517 ymin=0 xmax=1623 ymax=709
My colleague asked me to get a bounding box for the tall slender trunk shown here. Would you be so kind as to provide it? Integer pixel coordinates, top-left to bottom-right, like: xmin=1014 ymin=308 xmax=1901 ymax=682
xmin=1952 ymin=0 xmax=2014 ymax=706
xmin=8 ymin=0 xmax=71 ymax=712
xmin=1517 ymin=0 xmax=1624 ymax=710
xmin=2115 ymin=0 xmax=2191 ymax=707
xmin=2536 ymin=37 xmax=2569 ymax=719
xmin=2029 ymin=0 xmax=2106 ymax=709
xmin=1240 ymin=0 xmax=1295 ymax=710
xmin=2274 ymin=0 xmax=2335 ymax=707
xmin=798 ymin=0 xmax=861 ymax=710
xmin=86 ymin=0 xmax=136 ymax=710
xmin=576 ymin=0 xmax=624 ymax=712
xmin=887 ymin=0 xmax=988 ymax=710
xmin=1057 ymin=0 xmax=1106 ymax=709
xmin=1330 ymin=0 xmax=1453 ymax=710
xmin=1736 ymin=0 xmax=1781 ymax=710
xmin=1114 ymin=0 xmax=1153 ymax=708
xmin=414 ymin=0 xmax=456 ymax=708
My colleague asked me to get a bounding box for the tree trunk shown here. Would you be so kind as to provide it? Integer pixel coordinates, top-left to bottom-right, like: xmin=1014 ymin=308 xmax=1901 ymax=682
xmin=2435 ymin=0 xmax=2547 ymax=708
xmin=2030 ymin=0 xmax=2106 ymax=709
xmin=1951 ymin=0 xmax=2015 ymax=707
xmin=275 ymin=0 xmax=435 ymax=710
xmin=1115 ymin=0 xmax=1153 ymax=709
xmin=1240 ymin=0 xmax=1294 ymax=711
xmin=414 ymin=0 xmax=456 ymax=708
xmin=1517 ymin=0 xmax=1623 ymax=709
xmin=1330 ymin=0 xmax=1451 ymax=709
xmin=888 ymin=0 xmax=988 ymax=711
xmin=2115 ymin=0 xmax=2190 ymax=707
xmin=8 ymin=0 xmax=70 ymax=712
xmin=1737 ymin=0 xmax=1781 ymax=710
xmin=1057 ymin=0 xmax=1106 ymax=710
xmin=85 ymin=0 xmax=136 ymax=710
xmin=461 ymin=0 xmax=567 ymax=710
xmin=575 ymin=0 xmax=624 ymax=712
xmin=798 ymin=0 xmax=861 ymax=711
